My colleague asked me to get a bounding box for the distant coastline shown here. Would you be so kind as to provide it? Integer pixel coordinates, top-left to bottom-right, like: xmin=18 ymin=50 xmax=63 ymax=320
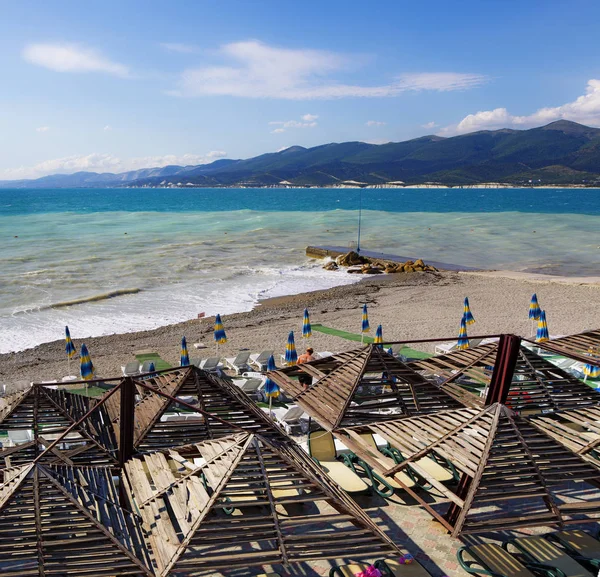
xmin=119 ymin=182 xmax=600 ymax=189
xmin=3 ymin=120 xmax=600 ymax=190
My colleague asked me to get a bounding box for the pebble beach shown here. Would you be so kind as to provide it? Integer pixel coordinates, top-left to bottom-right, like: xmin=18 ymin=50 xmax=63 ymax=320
xmin=1 ymin=269 xmax=599 ymax=388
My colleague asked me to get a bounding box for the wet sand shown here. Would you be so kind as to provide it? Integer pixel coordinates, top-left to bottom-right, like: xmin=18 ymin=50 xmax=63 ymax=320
xmin=1 ymin=270 xmax=599 ymax=388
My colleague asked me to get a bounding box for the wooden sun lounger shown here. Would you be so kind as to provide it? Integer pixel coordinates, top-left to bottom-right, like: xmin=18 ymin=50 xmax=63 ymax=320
xmin=546 ymin=531 xmax=600 ymax=569
xmin=507 ymin=536 xmax=594 ymax=577
xmin=458 ymin=543 xmax=561 ymax=577
xmin=308 ymin=431 xmax=369 ymax=494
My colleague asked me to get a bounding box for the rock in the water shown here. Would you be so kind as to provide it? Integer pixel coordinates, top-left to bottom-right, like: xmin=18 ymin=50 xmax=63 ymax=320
xmin=362 ymin=267 xmax=383 ymax=274
xmin=323 ymin=261 xmax=339 ymax=271
xmin=414 ymin=258 xmax=425 ymax=267
xmin=337 ymin=251 xmax=368 ymax=266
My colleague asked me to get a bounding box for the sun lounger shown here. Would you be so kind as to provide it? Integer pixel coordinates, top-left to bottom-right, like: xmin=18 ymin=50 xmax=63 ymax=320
xmin=506 ymin=536 xmax=594 ymax=577
xmin=200 ymin=357 xmax=222 ymax=374
xmin=140 ymin=360 xmax=156 ymax=373
xmin=122 ymin=361 xmax=140 ymax=376
xmin=233 ymin=377 xmax=264 ymax=395
xmin=315 ymin=351 xmax=334 ymax=359
xmin=346 ymin=433 xmax=417 ymax=498
xmin=250 ymin=350 xmax=274 ymax=372
xmin=273 ymin=405 xmax=306 ymax=434
xmin=224 ymin=351 xmax=252 ymax=375
xmin=376 ymin=557 xmax=433 ymax=577
xmin=308 ymin=430 xmax=369 ymax=494
xmin=458 ymin=543 xmax=562 ymax=577
xmin=189 ymin=357 xmax=202 ymax=368
xmin=381 ymin=439 xmax=457 ymax=485
xmin=546 ymin=531 xmax=600 ymax=570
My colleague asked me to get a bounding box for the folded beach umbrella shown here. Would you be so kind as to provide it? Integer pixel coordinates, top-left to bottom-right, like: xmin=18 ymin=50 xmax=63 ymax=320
xmin=214 ymin=314 xmax=227 ymax=345
xmin=263 ymin=355 xmax=280 ymax=398
xmin=65 ymin=326 xmax=77 ymax=358
xmin=584 ymin=348 xmax=600 ymax=380
xmin=529 ymin=293 xmax=542 ymax=320
xmin=463 ymin=297 xmax=475 ymax=325
xmin=361 ymin=304 xmax=370 ymax=333
xmin=387 ymin=347 xmax=394 ymax=356
xmin=302 ymin=308 xmax=312 ymax=338
xmin=374 ymin=324 xmax=383 ymax=349
xmin=536 ymin=310 xmax=550 ymax=342
xmin=79 ymin=343 xmax=94 ymax=380
xmin=457 ymin=317 xmax=470 ymax=350
xmin=285 ymin=330 xmax=298 ymax=366
xmin=180 ymin=336 xmax=190 ymax=367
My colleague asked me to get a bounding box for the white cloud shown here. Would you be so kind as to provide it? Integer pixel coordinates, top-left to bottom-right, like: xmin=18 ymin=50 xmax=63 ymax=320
xmin=442 ymin=79 xmax=600 ymax=135
xmin=160 ymin=42 xmax=198 ymax=54
xmin=1 ymin=151 xmax=227 ymax=180
xmin=269 ymin=113 xmax=319 ymax=133
xmin=103 ymin=125 xmax=112 ymax=131
xmin=422 ymin=121 xmax=438 ymax=129
xmin=36 ymin=126 xmax=50 ymax=132
xmin=22 ymin=42 xmax=129 ymax=77
xmin=171 ymin=40 xmax=485 ymax=100
xmin=366 ymin=120 xmax=386 ymax=127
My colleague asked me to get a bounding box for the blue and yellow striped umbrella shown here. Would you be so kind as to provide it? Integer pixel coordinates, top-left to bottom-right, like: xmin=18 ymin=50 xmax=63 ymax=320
xmin=285 ymin=331 xmax=298 ymax=366
xmin=263 ymin=355 xmax=280 ymax=398
xmin=529 ymin=293 xmax=541 ymax=320
xmin=79 ymin=343 xmax=94 ymax=380
xmin=374 ymin=324 xmax=383 ymax=349
xmin=65 ymin=326 xmax=77 ymax=358
xmin=214 ymin=314 xmax=227 ymax=344
xmin=457 ymin=317 xmax=469 ymax=350
xmin=584 ymin=348 xmax=600 ymax=379
xmin=302 ymin=308 xmax=312 ymax=338
xmin=361 ymin=304 xmax=370 ymax=333
xmin=463 ymin=297 xmax=475 ymax=325
xmin=180 ymin=336 xmax=190 ymax=367
xmin=536 ymin=310 xmax=549 ymax=342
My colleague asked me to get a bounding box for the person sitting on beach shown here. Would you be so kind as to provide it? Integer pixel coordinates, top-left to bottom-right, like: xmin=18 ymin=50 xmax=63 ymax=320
xmin=297 ymin=347 xmax=316 ymax=390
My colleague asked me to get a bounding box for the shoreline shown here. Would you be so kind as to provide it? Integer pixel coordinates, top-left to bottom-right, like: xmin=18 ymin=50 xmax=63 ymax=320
xmin=1 ymin=268 xmax=599 ymax=387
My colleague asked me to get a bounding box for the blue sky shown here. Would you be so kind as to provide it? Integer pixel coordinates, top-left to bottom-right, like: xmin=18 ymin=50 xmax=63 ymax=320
xmin=2 ymin=0 xmax=600 ymax=178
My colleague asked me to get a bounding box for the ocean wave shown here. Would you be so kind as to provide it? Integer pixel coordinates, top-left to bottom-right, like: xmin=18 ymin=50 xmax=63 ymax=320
xmin=13 ymin=287 xmax=142 ymax=313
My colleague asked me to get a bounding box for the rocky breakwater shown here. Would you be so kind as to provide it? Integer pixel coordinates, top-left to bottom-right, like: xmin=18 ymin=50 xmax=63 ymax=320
xmin=322 ymin=251 xmax=439 ymax=275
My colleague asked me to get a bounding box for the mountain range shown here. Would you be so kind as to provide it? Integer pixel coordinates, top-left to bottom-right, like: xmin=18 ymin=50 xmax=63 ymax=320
xmin=3 ymin=120 xmax=600 ymax=188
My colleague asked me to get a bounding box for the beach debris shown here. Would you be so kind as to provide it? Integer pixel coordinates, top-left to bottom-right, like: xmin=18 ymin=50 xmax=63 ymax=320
xmin=325 ymin=251 xmax=437 ymax=274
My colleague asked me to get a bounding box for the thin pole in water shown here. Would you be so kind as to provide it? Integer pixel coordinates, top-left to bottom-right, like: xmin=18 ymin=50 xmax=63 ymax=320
xmin=357 ymin=188 xmax=362 ymax=253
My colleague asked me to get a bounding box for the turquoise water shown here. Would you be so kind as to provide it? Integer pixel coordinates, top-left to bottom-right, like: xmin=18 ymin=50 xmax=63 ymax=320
xmin=0 ymin=187 xmax=599 ymax=353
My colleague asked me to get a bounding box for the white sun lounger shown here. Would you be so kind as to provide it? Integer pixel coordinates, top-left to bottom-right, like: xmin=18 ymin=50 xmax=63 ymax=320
xmin=122 ymin=361 xmax=141 ymax=376
xmin=224 ymin=351 xmax=252 ymax=375
xmin=249 ymin=351 xmax=274 ymax=372
xmin=273 ymin=405 xmax=306 ymax=434
xmin=200 ymin=357 xmax=223 ymax=374
xmin=233 ymin=377 xmax=265 ymax=394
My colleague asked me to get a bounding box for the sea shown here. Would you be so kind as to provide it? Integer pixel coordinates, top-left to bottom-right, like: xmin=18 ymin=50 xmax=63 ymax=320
xmin=1 ymin=186 xmax=599 ymax=354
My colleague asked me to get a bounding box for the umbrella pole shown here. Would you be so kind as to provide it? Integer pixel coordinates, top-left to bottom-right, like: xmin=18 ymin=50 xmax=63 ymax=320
xmin=268 ymin=395 xmax=273 ymax=418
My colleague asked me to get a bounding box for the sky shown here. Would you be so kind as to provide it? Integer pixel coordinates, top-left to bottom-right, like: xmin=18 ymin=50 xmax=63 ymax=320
xmin=2 ymin=0 xmax=600 ymax=179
